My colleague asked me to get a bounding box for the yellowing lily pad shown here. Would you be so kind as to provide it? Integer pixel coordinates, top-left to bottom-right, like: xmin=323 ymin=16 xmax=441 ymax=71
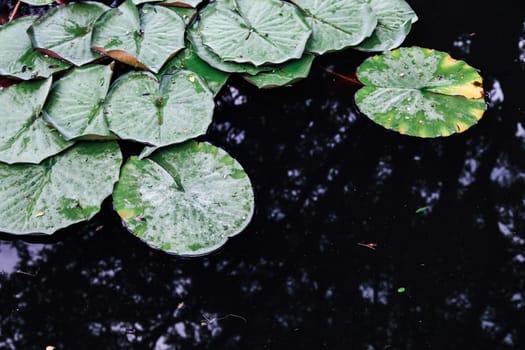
xmin=355 ymin=47 xmax=486 ymax=137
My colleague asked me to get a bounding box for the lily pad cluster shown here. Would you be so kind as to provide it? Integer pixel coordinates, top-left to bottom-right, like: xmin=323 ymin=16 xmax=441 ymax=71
xmin=0 ymin=0 xmax=259 ymax=256
xmin=186 ymin=0 xmax=417 ymax=87
xmin=0 ymin=0 xmax=487 ymax=256
xmin=0 ymin=64 xmax=254 ymax=255
xmin=1 ymin=0 xmax=419 ymax=86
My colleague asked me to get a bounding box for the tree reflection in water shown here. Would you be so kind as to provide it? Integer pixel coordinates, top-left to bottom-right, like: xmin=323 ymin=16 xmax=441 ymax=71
xmin=1 ymin=0 xmax=525 ymax=349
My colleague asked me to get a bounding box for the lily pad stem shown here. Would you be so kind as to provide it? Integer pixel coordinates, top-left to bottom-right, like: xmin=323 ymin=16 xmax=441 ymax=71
xmin=8 ymin=0 xmax=21 ymax=22
xmin=319 ymin=65 xmax=363 ymax=87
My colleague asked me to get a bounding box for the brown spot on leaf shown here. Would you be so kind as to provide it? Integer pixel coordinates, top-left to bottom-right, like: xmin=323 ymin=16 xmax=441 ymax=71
xmin=91 ymin=47 xmax=151 ymax=71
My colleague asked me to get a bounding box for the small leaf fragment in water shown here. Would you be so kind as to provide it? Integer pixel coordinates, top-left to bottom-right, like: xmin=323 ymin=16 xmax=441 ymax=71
xmin=357 ymin=242 xmax=377 ymax=250
xmin=415 ymin=206 xmax=429 ymax=214
xmin=397 ymin=287 xmax=406 ymax=293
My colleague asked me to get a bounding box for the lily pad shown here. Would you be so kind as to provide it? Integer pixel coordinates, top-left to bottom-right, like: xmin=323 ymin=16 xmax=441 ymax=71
xmin=20 ymin=0 xmax=54 ymax=5
xmin=160 ymin=46 xmax=229 ymax=96
xmin=198 ymin=0 xmax=312 ymax=66
xmin=91 ymin=0 xmax=185 ymax=73
xmin=28 ymin=2 xmax=110 ymax=66
xmin=243 ymin=54 xmax=315 ymax=88
xmin=104 ymin=70 xmax=214 ymax=147
xmin=0 ymin=141 xmax=122 ymax=235
xmin=0 ymin=16 xmax=70 ymax=80
xmin=357 ymin=0 xmax=418 ymax=52
xmin=113 ymin=141 xmax=254 ymax=256
xmin=43 ymin=64 xmax=114 ymax=140
xmin=187 ymin=24 xmax=269 ymax=75
xmin=0 ymin=78 xmax=74 ymax=164
xmin=168 ymin=7 xmax=197 ymax=25
xmin=292 ymin=0 xmax=377 ymax=54
xmin=355 ymin=47 xmax=486 ymax=137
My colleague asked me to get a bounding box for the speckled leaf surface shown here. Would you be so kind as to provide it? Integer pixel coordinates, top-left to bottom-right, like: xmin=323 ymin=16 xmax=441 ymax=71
xmin=104 ymin=70 xmax=214 ymax=146
xmin=357 ymin=0 xmax=417 ymax=52
xmin=113 ymin=141 xmax=254 ymax=256
xmin=91 ymin=0 xmax=185 ymax=73
xmin=187 ymin=25 xmax=268 ymax=75
xmin=355 ymin=47 xmax=486 ymax=137
xmin=28 ymin=2 xmax=109 ymax=66
xmin=160 ymin=47 xmax=229 ymax=96
xmin=198 ymin=0 xmax=311 ymax=66
xmin=244 ymin=54 xmax=314 ymax=88
xmin=43 ymin=64 xmax=114 ymax=140
xmin=0 ymin=142 xmax=122 ymax=235
xmin=0 ymin=78 xmax=74 ymax=164
xmin=20 ymin=0 xmax=54 ymax=5
xmin=0 ymin=17 xmax=70 ymax=80
xmin=292 ymin=0 xmax=376 ymax=54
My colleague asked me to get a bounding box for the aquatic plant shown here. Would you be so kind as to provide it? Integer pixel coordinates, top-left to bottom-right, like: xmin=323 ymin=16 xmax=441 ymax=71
xmin=0 ymin=0 xmax=485 ymax=255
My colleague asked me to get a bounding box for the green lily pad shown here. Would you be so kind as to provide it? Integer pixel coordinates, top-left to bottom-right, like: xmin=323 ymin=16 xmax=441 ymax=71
xmin=355 ymin=47 xmax=486 ymax=138
xmin=198 ymin=0 xmax=311 ymax=66
xmin=292 ymin=0 xmax=377 ymax=54
xmin=43 ymin=64 xmax=114 ymax=140
xmin=243 ymin=54 xmax=315 ymax=88
xmin=28 ymin=2 xmax=110 ymax=66
xmin=168 ymin=7 xmax=197 ymax=25
xmin=187 ymin=24 xmax=269 ymax=75
xmin=0 ymin=141 xmax=122 ymax=235
xmin=0 ymin=16 xmax=70 ymax=80
xmin=91 ymin=0 xmax=185 ymax=73
xmin=104 ymin=70 xmax=214 ymax=147
xmin=0 ymin=78 xmax=74 ymax=164
xmin=357 ymin=0 xmax=418 ymax=52
xmin=20 ymin=0 xmax=54 ymax=5
xmin=113 ymin=141 xmax=254 ymax=256
xmin=160 ymin=46 xmax=229 ymax=96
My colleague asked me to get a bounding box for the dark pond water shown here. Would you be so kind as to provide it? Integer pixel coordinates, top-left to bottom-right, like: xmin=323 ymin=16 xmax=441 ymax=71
xmin=1 ymin=0 xmax=525 ymax=349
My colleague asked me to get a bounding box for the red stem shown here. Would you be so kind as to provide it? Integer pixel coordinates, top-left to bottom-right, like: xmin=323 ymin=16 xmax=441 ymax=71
xmin=8 ymin=0 xmax=21 ymax=22
xmin=319 ymin=65 xmax=363 ymax=87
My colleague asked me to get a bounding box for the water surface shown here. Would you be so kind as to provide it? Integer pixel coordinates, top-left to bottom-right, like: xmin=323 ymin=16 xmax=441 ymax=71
xmin=1 ymin=0 xmax=524 ymax=349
